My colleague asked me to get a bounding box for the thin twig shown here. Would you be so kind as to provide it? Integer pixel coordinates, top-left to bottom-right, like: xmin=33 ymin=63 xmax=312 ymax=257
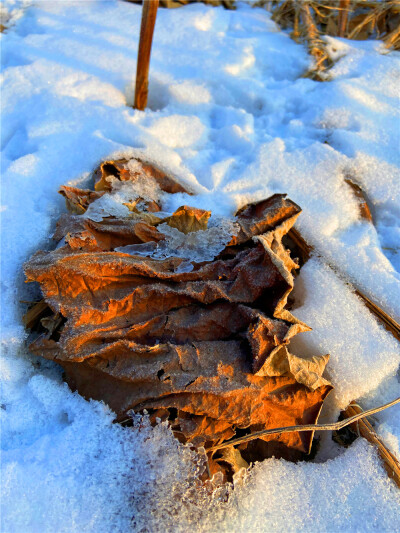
xmin=207 ymin=397 xmax=400 ymax=452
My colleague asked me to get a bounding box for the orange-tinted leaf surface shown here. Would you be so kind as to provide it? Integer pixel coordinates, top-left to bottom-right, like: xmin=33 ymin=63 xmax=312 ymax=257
xmin=25 ymin=157 xmax=332 ymax=469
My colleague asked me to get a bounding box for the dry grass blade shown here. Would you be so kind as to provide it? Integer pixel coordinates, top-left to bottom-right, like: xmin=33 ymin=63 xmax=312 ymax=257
xmin=299 ymin=2 xmax=330 ymax=78
xmin=384 ymin=24 xmax=400 ymax=50
xmin=271 ymin=0 xmax=296 ymax=29
xmin=343 ymin=402 xmax=400 ymax=489
xmin=207 ymin=396 xmax=400 ymax=452
xmin=348 ymin=10 xmax=377 ymax=40
xmin=22 ymin=300 xmax=51 ymax=329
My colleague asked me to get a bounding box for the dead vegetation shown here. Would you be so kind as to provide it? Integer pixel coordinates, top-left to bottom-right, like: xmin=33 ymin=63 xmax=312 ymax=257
xmin=266 ymin=0 xmax=400 ymax=79
xmin=24 ymin=158 xmax=337 ymax=481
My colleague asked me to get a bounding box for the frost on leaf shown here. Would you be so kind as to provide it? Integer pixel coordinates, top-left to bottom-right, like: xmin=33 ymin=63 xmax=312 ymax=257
xmin=24 ymin=157 xmax=332 ymax=479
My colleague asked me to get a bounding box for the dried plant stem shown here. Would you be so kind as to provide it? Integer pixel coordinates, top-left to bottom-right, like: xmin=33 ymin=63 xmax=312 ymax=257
xmin=292 ymin=1 xmax=300 ymax=42
xmin=134 ymin=0 xmax=159 ymax=110
xmin=207 ymin=396 xmax=400 ymax=452
xmin=343 ymin=403 xmax=400 ymax=489
xmin=337 ymin=0 xmax=350 ymax=37
xmin=299 ymin=2 xmax=329 ymax=76
xmin=384 ymin=25 xmax=400 ymax=50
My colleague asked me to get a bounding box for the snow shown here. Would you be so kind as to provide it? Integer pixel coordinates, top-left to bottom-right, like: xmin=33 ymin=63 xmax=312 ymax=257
xmin=1 ymin=1 xmax=400 ymax=531
xmin=207 ymin=439 xmax=400 ymax=533
xmin=290 ymin=258 xmax=400 ymax=412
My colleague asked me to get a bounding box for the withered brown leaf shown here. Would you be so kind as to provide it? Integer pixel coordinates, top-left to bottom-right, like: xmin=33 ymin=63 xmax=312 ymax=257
xmin=24 ymin=158 xmax=332 ymax=471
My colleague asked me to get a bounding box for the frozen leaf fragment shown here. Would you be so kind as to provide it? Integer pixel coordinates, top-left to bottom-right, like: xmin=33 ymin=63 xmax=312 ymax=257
xmin=93 ymin=158 xmax=190 ymax=194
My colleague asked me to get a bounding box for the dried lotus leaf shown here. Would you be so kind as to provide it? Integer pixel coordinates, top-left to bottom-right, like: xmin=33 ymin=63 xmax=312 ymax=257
xmin=24 ymin=165 xmax=332 ymax=469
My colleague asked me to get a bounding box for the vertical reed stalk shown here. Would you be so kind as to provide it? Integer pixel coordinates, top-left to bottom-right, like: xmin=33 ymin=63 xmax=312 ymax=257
xmin=134 ymin=0 xmax=159 ymax=111
xmin=337 ymin=0 xmax=350 ymax=37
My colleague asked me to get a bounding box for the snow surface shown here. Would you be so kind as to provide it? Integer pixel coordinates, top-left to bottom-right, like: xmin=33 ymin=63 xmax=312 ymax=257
xmin=1 ymin=1 xmax=400 ymax=531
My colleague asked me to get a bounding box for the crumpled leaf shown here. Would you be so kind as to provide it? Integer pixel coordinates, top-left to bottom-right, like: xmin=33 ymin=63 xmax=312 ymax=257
xmin=165 ymin=205 xmax=211 ymax=234
xmin=24 ymin=159 xmax=332 ymax=469
xmin=231 ymin=195 xmax=302 ymax=246
xmin=256 ymin=346 xmax=330 ymax=389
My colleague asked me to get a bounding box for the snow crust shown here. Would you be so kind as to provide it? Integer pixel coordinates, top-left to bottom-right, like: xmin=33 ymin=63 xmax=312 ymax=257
xmin=1 ymin=1 xmax=400 ymax=531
